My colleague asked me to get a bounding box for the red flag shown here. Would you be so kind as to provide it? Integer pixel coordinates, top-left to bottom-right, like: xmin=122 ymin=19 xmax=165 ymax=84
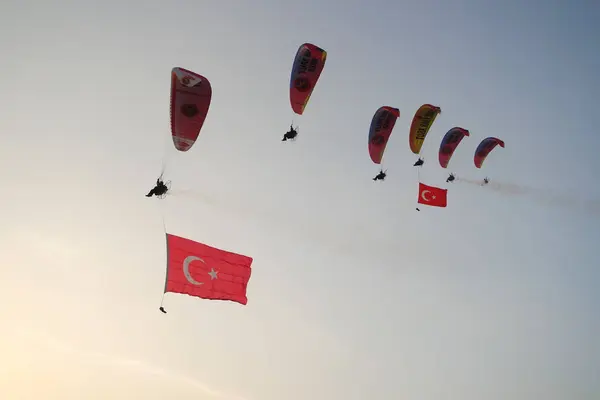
xmin=417 ymin=182 xmax=447 ymax=207
xmin=165 ymin=234 xmax=253 ymax=305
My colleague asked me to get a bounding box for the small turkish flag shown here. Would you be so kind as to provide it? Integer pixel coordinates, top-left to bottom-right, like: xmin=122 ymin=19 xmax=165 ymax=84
xmin=165 ymin=234 xmax=253 ymax=305
xmin=417 ymin=182 xmax=447 ymax=207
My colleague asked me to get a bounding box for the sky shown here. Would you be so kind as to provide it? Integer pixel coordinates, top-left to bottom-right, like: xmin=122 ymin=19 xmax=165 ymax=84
xmin=1 ymin=0 xmax=599 ymax=399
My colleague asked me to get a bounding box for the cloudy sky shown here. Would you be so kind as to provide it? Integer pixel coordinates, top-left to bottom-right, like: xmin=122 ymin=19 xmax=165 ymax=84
xmin=1 ymin=0 xmax=599 ymax=399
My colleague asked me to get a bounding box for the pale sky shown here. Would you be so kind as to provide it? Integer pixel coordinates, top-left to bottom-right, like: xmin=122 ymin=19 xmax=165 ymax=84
xmin=1 ymin=0 xmax=599 ymax=399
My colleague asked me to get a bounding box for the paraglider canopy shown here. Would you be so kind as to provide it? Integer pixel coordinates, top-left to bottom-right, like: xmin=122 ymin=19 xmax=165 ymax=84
xmin=474 ymin=137 xmax=505 ymax=168
xmin=409 ymin=104 xmax=441 ymax=154
xmin=439 ymin=127 xmax=470 ymax=168
xmin=289 ymin=43 xmax=327 ymax=115
xmin=170 ymin=67 xmax=212 ymax=152
xmin=368 ymin=106 xmax=400 ymax=164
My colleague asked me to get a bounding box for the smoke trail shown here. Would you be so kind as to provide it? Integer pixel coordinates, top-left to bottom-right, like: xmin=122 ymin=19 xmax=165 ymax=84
xmin=457 ymin=177 xmax=600 ymax=214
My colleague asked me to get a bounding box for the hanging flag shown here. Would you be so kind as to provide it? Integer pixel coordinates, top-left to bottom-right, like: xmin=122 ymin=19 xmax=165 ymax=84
xmin=164 ymin=234 xmax=253 ymax=305
xmin=417 ymin=183 xmax=447 ymax=208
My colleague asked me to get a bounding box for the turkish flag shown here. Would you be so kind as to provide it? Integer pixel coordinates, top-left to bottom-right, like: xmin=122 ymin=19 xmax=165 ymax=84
xmin=165 ymin=234 xmax=253 ymax=305
xmin=417 ymin=182 xmax=447 ymax=207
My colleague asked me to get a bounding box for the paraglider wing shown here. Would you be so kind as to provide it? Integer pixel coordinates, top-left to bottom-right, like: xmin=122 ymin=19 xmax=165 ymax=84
xmin=170 ymin=67 xmax=212 ymax=152
xmin=368 ymin=106 xmax=400 ymax=164
xmin=289 ymin=43 xmax=327 ymax=115
xmin=438 ymin=127 xmax=470 ymax=168
xmin=409 ymin=104 xmax=441 ymax=154
xmin=474 ymin=137 xmax=505 ymax=168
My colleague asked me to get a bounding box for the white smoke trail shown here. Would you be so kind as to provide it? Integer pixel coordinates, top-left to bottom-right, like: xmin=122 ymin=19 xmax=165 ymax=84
xmin=457 ymin=177 xmax=600 ymax=215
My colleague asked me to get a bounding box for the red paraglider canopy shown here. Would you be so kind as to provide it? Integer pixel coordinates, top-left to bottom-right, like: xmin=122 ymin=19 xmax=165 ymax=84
xmin=474 ymin=137 xmax=505 ymax=168
xmin=438 ymin=127 xmax=470 ymax=168
xmin=368 ymin=106 xmax=400 ymax=164
xmin=170 ymin=67 xmax=212 ymax=152
xmin=289 ymin=43 xmax=327 ymax=115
